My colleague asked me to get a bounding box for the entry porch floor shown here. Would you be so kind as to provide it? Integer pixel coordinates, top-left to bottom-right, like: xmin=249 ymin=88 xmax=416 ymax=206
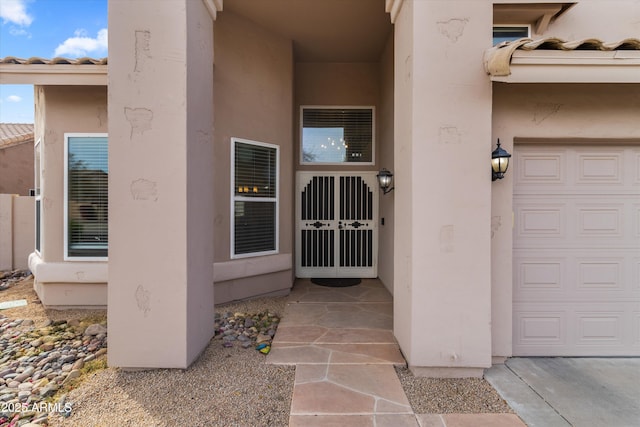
xmin=268 ymin=278 xmax=526 ymax=427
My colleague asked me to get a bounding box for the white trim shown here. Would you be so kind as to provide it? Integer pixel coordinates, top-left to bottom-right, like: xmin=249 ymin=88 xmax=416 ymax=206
xmin=490 ymin=50 xmax=640 ymax=83
xmin=300 ymin=105 xmax=376 ymax=166
xmin=203 ymin=0 xmax=223 ymax=20
xmin=63 ymin=133 xmax=108 ymax=262
xmin=230 ymin=137 xmax=280 ymax=259
xmin=385 ymin=0 xmax=404 ymax=24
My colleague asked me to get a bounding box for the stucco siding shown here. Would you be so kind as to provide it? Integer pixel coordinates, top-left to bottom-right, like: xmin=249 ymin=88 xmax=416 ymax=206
xmin=213 ymin=11 xmax=294 ymax=298
xmin=39 ymin=85 xmax=108 ymax=264
xmin=396 ymin=0 xmax=493 ymax=375
xmin=543 ymin=1 xmax=640 ymax=41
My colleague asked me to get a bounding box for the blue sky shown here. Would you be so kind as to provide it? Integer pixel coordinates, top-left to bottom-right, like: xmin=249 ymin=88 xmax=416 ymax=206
xmin=0 ymin=0 xmax=107 ymax=123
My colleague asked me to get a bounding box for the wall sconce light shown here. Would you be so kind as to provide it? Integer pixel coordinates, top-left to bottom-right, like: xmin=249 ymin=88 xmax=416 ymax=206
xmin=377 ymin=168 xmax=394 ymax=194
xmin=491 ymin=139 xmax=511 ymax=181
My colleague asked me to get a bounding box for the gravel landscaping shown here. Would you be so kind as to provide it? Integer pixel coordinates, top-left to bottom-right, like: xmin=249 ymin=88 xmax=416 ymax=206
xmin=1 ymin=271 xmax=513 ymax=426
xmin=395 ymin=366 xmax=513 ymax=414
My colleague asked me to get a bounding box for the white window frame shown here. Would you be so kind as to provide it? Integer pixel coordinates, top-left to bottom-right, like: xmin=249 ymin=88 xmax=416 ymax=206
xmin=300 ymin=105 xmax=376 ymax=166
xmin=34 ymin=138 xmax=42 ymax=256
xmin=230 ymin=137 xmax=280 ymax=259
xmin=493 ymin=24 xmax=531 ymax=45
xmin=64 ymin=133 xmax=108 ymax=261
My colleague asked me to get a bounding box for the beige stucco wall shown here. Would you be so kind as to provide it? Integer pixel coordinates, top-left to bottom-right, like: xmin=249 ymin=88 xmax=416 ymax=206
xmin=543 ymin=0 xmax=640 ymax=40
xmin=0 ymin=140 xmax=34 ymax=196
xmin=393 ymin=0 xmax=415 ymax=362
xmin=27 ymin=85 xmax=108 ymax=306
xmin=394 ymin=0 xmax=494 ymax=376
xmin=108 ymin=0 xmax=215 ymax=368
xmin=491 ymin=82 xmax=640 ymax=357
xmin=37 ymin=85 xmax=108 ymax=263
xmin=212 ymin=10 xmax=295 ymax=301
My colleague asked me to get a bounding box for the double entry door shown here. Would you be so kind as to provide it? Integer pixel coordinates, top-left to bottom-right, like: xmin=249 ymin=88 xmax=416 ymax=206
xmin=296 ymin=172 xmax=378 ymax=278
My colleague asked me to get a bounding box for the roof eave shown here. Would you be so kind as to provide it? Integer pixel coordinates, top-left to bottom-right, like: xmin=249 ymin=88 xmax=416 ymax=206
xmin=490 ymin=51 xmax=640 ymax=83
xmin=0 ymin=64 xmax=107 ymax=85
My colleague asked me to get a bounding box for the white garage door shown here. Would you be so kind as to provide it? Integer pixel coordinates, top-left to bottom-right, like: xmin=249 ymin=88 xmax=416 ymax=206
xmin=513 ymin=144 xmax=640 ymax=356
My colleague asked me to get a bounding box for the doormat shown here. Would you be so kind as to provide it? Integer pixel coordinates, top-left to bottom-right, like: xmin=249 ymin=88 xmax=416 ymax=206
xmin=311 ymin=278 xmax=361 ymax=288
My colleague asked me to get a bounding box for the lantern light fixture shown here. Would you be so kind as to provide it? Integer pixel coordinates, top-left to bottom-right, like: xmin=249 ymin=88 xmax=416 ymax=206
xmin=377 ymin=168 xmax=394 ymax=194
xmin=491 ymin=139 xmax=511 ymax=181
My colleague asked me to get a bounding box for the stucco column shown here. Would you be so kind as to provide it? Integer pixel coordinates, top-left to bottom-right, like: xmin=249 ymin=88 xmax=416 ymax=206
xmin=393 ymin=0 xmax=493 ymax=377
xmin=108 ymin=0 xmax=216 ymax=368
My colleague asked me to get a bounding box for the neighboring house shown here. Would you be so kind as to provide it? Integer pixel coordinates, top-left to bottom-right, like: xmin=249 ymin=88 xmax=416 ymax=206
xmin=0 ymin=0 xmax=639 ymax=372
xmin=0 ymin=123 xmax=34 ymax=195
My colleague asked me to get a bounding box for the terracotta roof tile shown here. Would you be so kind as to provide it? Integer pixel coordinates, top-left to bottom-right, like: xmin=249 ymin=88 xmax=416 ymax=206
xmin=497 ymin=37 xmax=640 ymax=51
xmin=0 ymin=123 xmax=34 ymax=148
xmin=486 ymin=37 xmax=640 ymax=77
xmin=0 ymin=56 xmax=108 ymax=65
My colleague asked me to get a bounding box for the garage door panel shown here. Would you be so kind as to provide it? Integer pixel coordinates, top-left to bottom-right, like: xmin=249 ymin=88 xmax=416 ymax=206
xmin=516 ymin=152 xmax=564 ymax=184
xmin=515 ymin=203 xmax=565 ymax=238
xmin=516 ymin=146 xmax=638 ymax=193
xmin=516 ymin=258 xmax=564 ymax=291
xmin=513 ymin=144 xmax=640 ymax=356
xmin=515 ymin=199 xmax=637 ymax=248
xmin=514 ymin=309 xmax=566 ymax=348
xmin=514 ymin=302 xmax=640 ymax=356
xmin=515 ymin=251 xmax=637 ymax=301
xmin=577 ymin=204 xmax=623 ymax=237
xmin=576 ymin=311 xmax=624 ymax=346
xmin=576 ymin=151 xmax=623 ymax=184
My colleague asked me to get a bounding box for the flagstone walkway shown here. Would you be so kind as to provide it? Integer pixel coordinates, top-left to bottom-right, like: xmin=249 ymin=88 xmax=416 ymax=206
xmin=267 ymin=279 xmax=526 ymax=427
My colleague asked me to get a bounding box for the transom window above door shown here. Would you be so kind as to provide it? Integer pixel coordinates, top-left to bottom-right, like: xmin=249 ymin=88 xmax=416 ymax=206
xmin=301 ymin=106 xmax=374 ymax=165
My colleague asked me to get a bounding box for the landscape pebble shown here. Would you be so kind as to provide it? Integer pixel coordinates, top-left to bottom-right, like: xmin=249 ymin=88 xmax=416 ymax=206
xmin=0 ymin=312 xmax=107 ymax=425
xmin=214 ymin=310 xmax=280 ymax=354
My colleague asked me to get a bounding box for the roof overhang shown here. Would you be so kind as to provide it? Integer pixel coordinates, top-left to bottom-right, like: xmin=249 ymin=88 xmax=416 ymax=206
xmin=0 ymin=58 xmax=107 ymax=85
xmin=484 ymin=38 xmax=640 ymax=83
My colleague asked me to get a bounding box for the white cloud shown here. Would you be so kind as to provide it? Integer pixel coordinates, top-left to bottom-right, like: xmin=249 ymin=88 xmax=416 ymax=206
xmin=54 ymin=28 xmax=108 ymax=58
xmin=9 ymin=26 xmax=30 ymax=37
xmin=0 ymin=0 xmax=33 ymax=27
xmin=7 ymin=95 xmax=22 ymax=102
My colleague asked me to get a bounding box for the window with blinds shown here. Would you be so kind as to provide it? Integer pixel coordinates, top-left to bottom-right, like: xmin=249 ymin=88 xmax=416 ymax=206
xmin=301 ymin=107 xmax=374 ymax=164
xmin=65 ymin=134 xmax=108 ymax=259
xmin=232 ymin=138 xmax=279 ymax=257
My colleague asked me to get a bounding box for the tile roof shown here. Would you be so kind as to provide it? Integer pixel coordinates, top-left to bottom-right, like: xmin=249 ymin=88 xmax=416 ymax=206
xmin=0 ymin=57 xmax=108 ymax=65
xmin=0 ymin=123 xmax=34 ymax=148
xmin=485 ymin=37 xmax=640 ymax=77
xmin=498 ymin=37 xmax=640 ymax=51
